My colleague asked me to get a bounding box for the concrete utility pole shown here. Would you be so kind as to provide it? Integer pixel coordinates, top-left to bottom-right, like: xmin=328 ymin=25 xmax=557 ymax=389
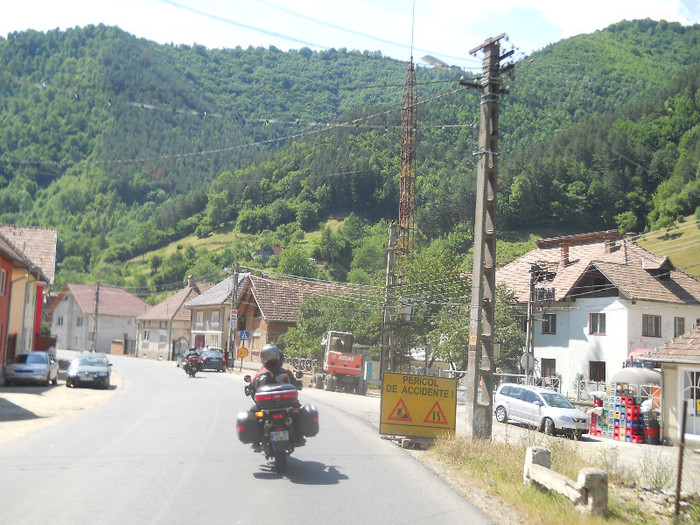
xmin=524 ymin=264 xmax=538 ymax=386
xmin=380 ymin=223 xmax=397 ymax=379
xmin=463 ymin=34 xmax=513 ymax=439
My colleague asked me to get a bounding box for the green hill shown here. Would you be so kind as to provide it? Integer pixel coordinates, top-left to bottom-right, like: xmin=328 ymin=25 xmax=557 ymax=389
xmin=0 ymin=20 xmax=699 ymax=293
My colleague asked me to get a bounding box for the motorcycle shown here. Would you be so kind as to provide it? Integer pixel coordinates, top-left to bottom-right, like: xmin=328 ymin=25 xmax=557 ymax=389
xmin=237 ymin=372 xmax=318 ymax=473
xmin=183 ymin=354 xmax=200 ymax=377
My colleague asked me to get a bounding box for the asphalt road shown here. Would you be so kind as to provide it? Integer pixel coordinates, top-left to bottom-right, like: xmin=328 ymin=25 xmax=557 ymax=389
xmin=0 ymin=351 xmax=492 ymax=525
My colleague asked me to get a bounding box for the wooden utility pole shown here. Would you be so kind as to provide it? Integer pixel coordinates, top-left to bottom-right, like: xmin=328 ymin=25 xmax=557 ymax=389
xmin=227 ymin=263 xmax=239 ymax=366
xmin=91 ymin=282 xmax=100 ymax=352
xmin=463 ymin=34 xmax=513 ymax=439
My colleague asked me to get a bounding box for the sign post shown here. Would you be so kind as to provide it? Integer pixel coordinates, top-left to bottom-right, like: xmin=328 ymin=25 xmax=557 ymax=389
xmin=237 ymin=346 xmax=249 ymax=372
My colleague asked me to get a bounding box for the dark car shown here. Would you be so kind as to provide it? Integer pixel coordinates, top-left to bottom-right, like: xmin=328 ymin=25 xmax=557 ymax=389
xmin=198 ymin=349 xmax=226 ymax=372
xmin=66 ymin=352 xmax=112 ymax=389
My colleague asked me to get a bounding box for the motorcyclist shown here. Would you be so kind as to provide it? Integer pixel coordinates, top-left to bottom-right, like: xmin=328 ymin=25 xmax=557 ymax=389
xmin=184 ymin=347 xmax=200 ymax=369
xmin=249 ymin=344 xmax=304 ymax=450
xmin=252 ymin=344 xmax=303 ymax=391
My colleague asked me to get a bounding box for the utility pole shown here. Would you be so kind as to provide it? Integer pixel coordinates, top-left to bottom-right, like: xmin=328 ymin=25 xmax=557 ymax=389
xmin=380 ymin=223 xmax=397 ymax=379
xmin=228 ymin=263 xmax=239 ymax=367
xmin=463 ymin=34 xmax=513 ymax=439
xmin=91 ymin=282 xmax=100 ymax=352
xmin=524 ymin=264 xmax=537 ymax=385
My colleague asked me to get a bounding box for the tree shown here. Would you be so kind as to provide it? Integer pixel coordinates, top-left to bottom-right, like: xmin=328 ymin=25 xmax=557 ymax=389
xmin=276 ymin=244 xmax=318 ymax=278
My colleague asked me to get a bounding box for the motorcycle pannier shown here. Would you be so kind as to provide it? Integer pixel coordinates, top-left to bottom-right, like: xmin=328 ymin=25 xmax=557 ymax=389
xmin=299 ymin=404 xmax=319 ymax=437
xmin=236 ymin=411 xmax=260 ymax=444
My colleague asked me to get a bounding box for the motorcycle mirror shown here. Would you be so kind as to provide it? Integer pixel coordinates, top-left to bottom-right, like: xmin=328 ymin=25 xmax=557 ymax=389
xmin=243 ymin=374 xmax=252 ymax=383
xmin=295 ymin=371 xmax=304 ymax=379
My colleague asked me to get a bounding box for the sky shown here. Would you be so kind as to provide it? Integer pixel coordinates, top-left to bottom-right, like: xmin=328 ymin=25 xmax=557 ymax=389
xmin=2 ymin=0 xmax=700 ymax=70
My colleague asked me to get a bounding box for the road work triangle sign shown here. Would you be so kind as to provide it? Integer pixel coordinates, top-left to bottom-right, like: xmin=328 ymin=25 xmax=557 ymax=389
xmin=388 ymin=398 xmax=412 ymax=422
xmin=423 ymin=401 xmax=449 ymax=425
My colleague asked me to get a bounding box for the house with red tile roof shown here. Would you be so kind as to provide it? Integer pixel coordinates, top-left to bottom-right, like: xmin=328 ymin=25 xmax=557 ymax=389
xmin=0 ymin=231 xmax=50 ymax=381
xmin=48 ymin=283 xmax=150 ymax=354
xmin=234 ymin=274 xmax=356 ymax=362
xmin=185 ymin=273 xmax=355 ymax=363
xmin=640 ymin=326 xmax=700 ymax=445
xmin=0 ymin=226 xmax=56 ymax=369
xmin=496 ymin=230 xmax=700 ymax=397
xmin=135 ymin=276 xmax=214 ymax=361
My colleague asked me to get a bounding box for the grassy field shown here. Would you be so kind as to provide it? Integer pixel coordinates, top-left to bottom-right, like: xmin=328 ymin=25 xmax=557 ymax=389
xmin=636 ymin=215 xmax=700 ymax=280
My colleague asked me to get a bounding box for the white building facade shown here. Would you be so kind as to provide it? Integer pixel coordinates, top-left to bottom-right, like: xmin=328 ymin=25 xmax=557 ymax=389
xmin=497 ymin=231 xmax=700 ymax=397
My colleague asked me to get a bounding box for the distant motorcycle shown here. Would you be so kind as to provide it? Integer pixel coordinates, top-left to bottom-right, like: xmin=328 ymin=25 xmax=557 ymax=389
xmin=237 ymin=373 xmax=318 ymax=473
xmin=183 ymin=355 xmax=200 ymax=377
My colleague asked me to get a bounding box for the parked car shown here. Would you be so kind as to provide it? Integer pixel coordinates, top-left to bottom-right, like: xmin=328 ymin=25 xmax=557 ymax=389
xmin=66 ymin=352 xmax=112 ymax=389
xmin=198 ymin=348 xmax=226 ymax=372
xmin=493 ymin=383 xmax=588 ymax=438
xmin=5 ymin=351 xmax=59 ymax=386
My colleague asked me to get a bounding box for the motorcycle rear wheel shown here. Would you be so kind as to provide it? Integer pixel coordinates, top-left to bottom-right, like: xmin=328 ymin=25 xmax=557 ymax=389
xmin=273 ymin=453 xmax=287 ymax=474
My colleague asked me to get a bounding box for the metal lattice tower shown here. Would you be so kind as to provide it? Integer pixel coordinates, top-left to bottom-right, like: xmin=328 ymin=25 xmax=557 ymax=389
xmin=398 ymin=57 xmax=417 ymax=261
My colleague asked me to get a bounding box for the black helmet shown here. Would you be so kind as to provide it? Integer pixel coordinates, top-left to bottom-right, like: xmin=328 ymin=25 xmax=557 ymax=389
xmin=260 ymin=344 xmax=283 ymax=369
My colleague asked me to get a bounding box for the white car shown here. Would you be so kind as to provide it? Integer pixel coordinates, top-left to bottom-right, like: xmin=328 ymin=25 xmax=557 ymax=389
xmin=494 ymin=383 xmax=588 ymax=438
xmin=5 ymin=351 xmax=59 ymax=386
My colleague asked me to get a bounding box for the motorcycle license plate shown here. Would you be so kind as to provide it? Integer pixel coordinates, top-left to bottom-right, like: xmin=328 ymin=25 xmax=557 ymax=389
xmin=269 ymin=430 xmax=289 ymax=442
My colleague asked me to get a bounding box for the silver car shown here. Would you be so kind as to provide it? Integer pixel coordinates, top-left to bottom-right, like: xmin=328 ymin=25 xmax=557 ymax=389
xmin=494 ymin=383 xmax=588 ymax=438
xmin=5 ymin=351 xmax=59 ymax=386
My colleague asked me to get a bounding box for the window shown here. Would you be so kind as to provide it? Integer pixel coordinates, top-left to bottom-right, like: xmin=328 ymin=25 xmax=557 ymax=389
xmin=525 ymin=390 xmax=540 ymax=404
xmin=589 ymin=361 xmax=606 ymax=382
xmin=76 ymin=317 xmax=84 ymax=327
xmin=210 ymin=335 xmax=220 ymax=348
xmin=674 ymin=317 xmax=685 ymax=338
xmin=642 ymin=314 xmax=661 ymax=337
xmin=589 ymin=313 xmax=606 ymax=335
xmin=159 ymin=330 xmax=167 ymax=343
xmin=541 ymin=314 xmax=556 ymax=334
xmin=516 ymin=314 xmax=527 ymax=333
xmin=143 ymin=329 xmax=150 ymax=341
xmin=57 ymin=316 xmax=64 ymax=326
xmin=0 ymin=269 xmax=5 ymax=295
xmin=211 ymin=311 xmax=220 ymax=324
xmin=195 ymin=311 xmax=204 ymax=325
xmin=541 ymin=358 xmax=556 ymax=377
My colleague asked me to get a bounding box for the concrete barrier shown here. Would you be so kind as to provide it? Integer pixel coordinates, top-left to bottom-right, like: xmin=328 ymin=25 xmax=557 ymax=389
xmin=523 ymin=446 xmax=608 ymax=515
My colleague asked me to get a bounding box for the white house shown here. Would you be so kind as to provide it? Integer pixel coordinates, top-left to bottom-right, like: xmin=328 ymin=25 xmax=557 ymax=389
xmin=136 ymin=276 xmax=213 ymax=361
xmin=49 ymin=283 xmax=150 ymax=353
xmin=496 ymin=230 xmax=700 ymax=396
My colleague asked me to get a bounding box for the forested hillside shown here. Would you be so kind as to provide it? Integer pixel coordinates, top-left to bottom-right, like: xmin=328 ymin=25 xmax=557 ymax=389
xmin=0 ymin=19 xmax=699 ymax=295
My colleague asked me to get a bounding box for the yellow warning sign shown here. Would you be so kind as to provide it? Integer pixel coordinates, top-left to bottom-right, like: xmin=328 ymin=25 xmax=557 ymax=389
xmin=423 ymin=401 xmax=449 ymax=425
xmin=380 ymin=372 xmax=457 ymax=438
xmin=388 ymin=399 xmax=412 ymax=422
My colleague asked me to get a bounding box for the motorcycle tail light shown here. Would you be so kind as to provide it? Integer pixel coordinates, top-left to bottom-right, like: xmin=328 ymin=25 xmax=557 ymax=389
xmin=255 ymin=390 xmax=298 ymax=403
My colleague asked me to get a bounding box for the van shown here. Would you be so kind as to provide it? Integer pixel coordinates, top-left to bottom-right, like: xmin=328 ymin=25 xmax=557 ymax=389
xmin=494 ymin=383 xmax=588 ymax=438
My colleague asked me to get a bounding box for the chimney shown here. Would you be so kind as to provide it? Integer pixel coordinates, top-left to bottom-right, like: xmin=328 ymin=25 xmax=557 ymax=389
xmin=625 ymin=232 xmax=637 ymax=244
xmin=187 ymin=274 xmax=194 ymax=287
xmin=604 ymin=238 xmax=614 ymax=253
xmin=560 ymin=243 xmax=569 ymax=266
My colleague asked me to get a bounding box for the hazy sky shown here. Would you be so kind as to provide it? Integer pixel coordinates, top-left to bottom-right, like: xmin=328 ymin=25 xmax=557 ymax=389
xmin=3 ymin=0 xmax=700 ymax=69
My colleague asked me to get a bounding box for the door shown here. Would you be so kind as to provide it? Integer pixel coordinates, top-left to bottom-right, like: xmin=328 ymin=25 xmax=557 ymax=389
xmin=681 ymin=369 xmax=700 ymax=439
xmin=521 ymin=389 xmax=544 ymax=427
